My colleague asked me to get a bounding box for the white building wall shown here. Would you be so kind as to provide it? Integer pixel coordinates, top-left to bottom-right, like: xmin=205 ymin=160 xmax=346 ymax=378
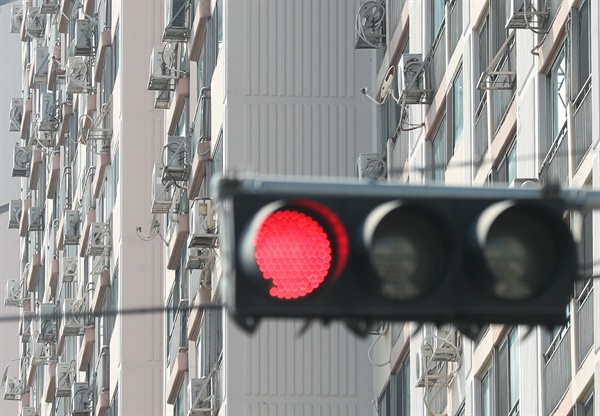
xmin=220 ymin=1 xmax=376 ymax=414
xmin=0 ymin=4 xmax=23 ymax=416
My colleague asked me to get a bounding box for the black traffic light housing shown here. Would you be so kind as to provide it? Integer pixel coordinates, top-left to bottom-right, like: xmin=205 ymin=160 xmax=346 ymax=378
xmin=216 ymin=176 xmax=578 ymax=334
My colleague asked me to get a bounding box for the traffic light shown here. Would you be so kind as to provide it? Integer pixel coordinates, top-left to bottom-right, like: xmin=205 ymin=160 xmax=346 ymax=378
xmin=215 ymin=176 xmax=578 ymax=334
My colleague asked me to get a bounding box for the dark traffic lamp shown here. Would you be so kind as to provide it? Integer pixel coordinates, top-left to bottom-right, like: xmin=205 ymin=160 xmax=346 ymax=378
xmin=215 ymin=177 xmax=578 ymax=334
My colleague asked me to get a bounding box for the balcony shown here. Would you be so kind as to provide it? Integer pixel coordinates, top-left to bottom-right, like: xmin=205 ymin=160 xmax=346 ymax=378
xmin=473 ymin=98 xmax=489 ymax=174
xmin=576 ymin=282 xmax=593 ymax=367
xmin=428 ymin=26 xmax=446 ymax=94
xmin=573 ymin=78 xmax=592 ymax=171
xmin=543 ymin=326 xmax=571 ymax=414
xmin=539 ymin=124 xmax=568 ymax=185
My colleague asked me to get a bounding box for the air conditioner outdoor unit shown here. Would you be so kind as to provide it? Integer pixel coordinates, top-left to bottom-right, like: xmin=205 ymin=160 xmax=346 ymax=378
xmin=56 ymin=362 xmax=74 ymax=397
xmin=21 ymin=310 xmax=35 ymax=342
xmin=12 ymin=145 xmax=31 ymax=177
xmin=415 ymin=343 xmax=437 ymax=388
xmin=506 ymin=0 xmax=548 ymax=30
xmin=35 ymin=130 xmax=54 ymax=147
xmin=66 ymin=56 xmax=92 ymax=94
xmin=10 ymin=5 xmax=23 ymax=33
xmin=30 ymin=339 xmax=55 ymax=365
xmin=163 ymin=0 xmax=190 ymax=42
xmin=21 ymin=406 xmax=38 ymax=416
xmin=72 ymin=381 xmax=92 ymax=415
xmin=61 ymin=257 xmax=77 ymax=283
xmin=357 ymin=153 xmax=385 ymax=181
xmin=37 ymin=92 xmax=58 ymax=131
xmin=87 ymin=222 xmax=107 ymax=256
xmin=61 ymin=299 xmax=85 ymax=336
xmin=186 ymin=247 xmax=213 ymax=270
xmin=3 ymin=377 xmax=23 ymax=400
xmin=355 ymin=0 xmax=386 ymax=49
xmin=32 ymin=45 xmax=49 ymax=85
xmin=69 ymin=20 xmax=93 ymax=56
xmin=398 ymin=53 xmax=431 ymax=105
xmin=151 ymin=163 xmax=172 ymax=214
xmin=63 ymin=210 xmax=81 ymax=245
xmin=154 ymin=90 xmax=171 ymax=109
xmin=4 ymin=279 xmax=25 ymax=307
xmin=163 ymin=135 xmax=188 ymax=181
xmin=40 ymin=0 xmax=60 ymax=14
xmin=9 ymin=98 xmax=23 ymax=132
xmin=36 ymin=303 xmax=57 ymax=342
xmin=509 ymin=178 xmax=540 ymax=189
xmin=28 ymin=207 xmax=44 ymax=232
xmin=190 ymin=199 xmax=218 ymax=248
xmin=147 ymin=45 xmax=178 ymax=91
xmin=188 ymin=377 xmax=212 ymax=416
xmin=8 ymin=199 xmax=22 ymax=229
xmin=431 ymin=324 xmax=458 ymax=362
xmin=25 ymin=7 xmax=46 ymax=39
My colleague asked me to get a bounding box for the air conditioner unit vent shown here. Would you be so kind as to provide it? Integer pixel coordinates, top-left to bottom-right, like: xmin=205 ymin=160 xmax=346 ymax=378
xmin=190 ymin=199 xmax=218 ymax=248
xmin=9 ymin=98 xmax=23 ymax=132
xmin=186 ymin=247 xmax=214 ymax=270
xmin=63 ymin=210 xmax=81 ymax=245
xmin=163 ymin=0 xmax=190 ymax=42
xmin=28 ymin=207 xmax=44 ymax=232
xmin=398 ymin=54 xmax=432 ymax=105
xmin=4 ymin=279 xmax=25 ymax=307
xmin=88 ymin=223 xmax=107 ymax=256
xmin=37 ymin=92 xmax=58 ymax=131
xmin=69 ymin=20 xmax=93 ymax=56
xmin=355 ymin=0 xmax=386 ymax=49
xmin=506 ymin=0 xmax=549 ymax=30
xmin=3 ymin=377 xmax=23 ymax=400
xmin=151 ymin=163 xmax=172 ymax=214
xmin=37 ymin=303 xmax=57 ymax=342
xmin=12 ymin=145 xmax=30 ymax=177
xmin=8 ymin=200 xmax=22 ymax=229
xmin=509 ymin=178 xmax=540 ymax=189
xmin=66 ymin=56 xmax=92 ymax=94
xmin=9 ymin=5 xmax=23 ymax=33
xmin=56 ymin=362 xmax=74 ymax=397
xmin=188 ymin=377 xmax=212 ymax=416
xmin=357 ymin=153 xmax=385 ymax=181
xmin=72 ymin=381 xmax=92 ymax=415
xmin=25 ymin=7 xmax=46 ymax=39
xmin=162 ymin=136 xmax=188 ymax=181
xmin=20 ymin=406 xmax=38 ymax=416
xmin=40 ymin=0 xmax=60 ymax=14
xmin=415 ymin=343 xmax=437 ymax=388
xmin=30 ymin=339 xmax=56 ymax=365
xmin=147 ymin=45 xmax=178 ymax=91
xmin=431 ymin=324 xmax=458 ymax=362
xmin=60 ymin=257 xmax=78 ymax=283
xmin=61 ymin=299 xmax=86 ymax=336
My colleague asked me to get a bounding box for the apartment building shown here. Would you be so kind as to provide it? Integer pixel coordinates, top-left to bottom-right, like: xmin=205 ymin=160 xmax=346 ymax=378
xmin=368 ymin=0 xmax=598 ymax=415
xmin=3 ymin=0 xmax=165 ymax=415
xmin=3 ymin=0 xmax=378 ymax=415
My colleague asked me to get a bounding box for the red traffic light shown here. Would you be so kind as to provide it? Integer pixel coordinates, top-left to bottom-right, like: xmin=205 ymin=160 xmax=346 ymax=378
xmin=243 ymin=200 xmax=349 ymax=300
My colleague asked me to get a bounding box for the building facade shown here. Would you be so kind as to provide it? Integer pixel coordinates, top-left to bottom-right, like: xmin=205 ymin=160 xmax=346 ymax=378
xmin=369 ymin=0 xmax=598 ymax=416
xmin=6 ymin=0 xmax=600 ymax=416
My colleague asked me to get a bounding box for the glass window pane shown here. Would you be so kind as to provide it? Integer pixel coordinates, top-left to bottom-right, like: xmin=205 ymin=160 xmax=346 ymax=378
xmin=509 ymin=329 xmax=520 ymax=408
xmin=481 ymin=371 xmax=492 ymax=416
xmin=507 ymin=141 xmax=517 ymax=185
xmin=453 ymin=68 xmax=463 ymax=148
xmin=432 ymin=116 xmax=447 ymax=182
xmin=432 ymin=0 xmax=445 ymax=38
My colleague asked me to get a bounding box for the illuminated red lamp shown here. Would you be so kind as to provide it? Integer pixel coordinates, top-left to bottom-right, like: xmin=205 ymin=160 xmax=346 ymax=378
xmin=249 ymin=201 xmax=348 ymax=300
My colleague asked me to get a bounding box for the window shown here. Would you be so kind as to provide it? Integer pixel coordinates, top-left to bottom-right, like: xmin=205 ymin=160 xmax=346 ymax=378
xmin=493 ymin=138 xmax=517 ymax=185
xmin=450 ymin=66 xmax=463 ymax=150
xmin=378 ymin=355 xmax=410 ymax=416
xmin=478 ymin=328 xmax=520 ymax=416
xmin=432 ymin=116 xmax=448 ymax=182
xmin=478 ymin=18 xmax=489 ymax=105
xmin=448 ymin=0 xmax=462 ymax=56
xmin=432 ymin=0 xmax=445 ymax=40
xmin=572 ymin=0 xmax=590 ymax=97
xmin=546 ymin=45 xmax=567 ymax=155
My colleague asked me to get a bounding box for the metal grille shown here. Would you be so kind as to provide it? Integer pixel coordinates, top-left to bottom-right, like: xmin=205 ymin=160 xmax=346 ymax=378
xmin=474 ymin=98 xmax=489 ymax=174
xmin=573 ymin=79 xmax=592 ymax=170
xmin=577 ymin=283 xmax=593 ymax=366
xmin=544 ymin=326 xmax=571 ymax=414
xmin=540 ymin=124 xmax=568 ymax=185
xmin=429 ymin=26 xmax=446 ymax=93
xmin=492 ymin=39 xmax=516 ymax=135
